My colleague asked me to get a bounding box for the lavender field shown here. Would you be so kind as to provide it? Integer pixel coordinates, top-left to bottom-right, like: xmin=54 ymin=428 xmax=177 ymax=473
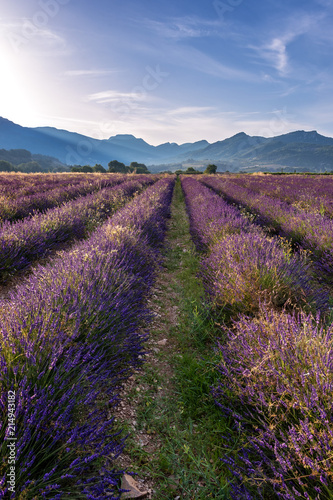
xmin=1 ymin=172 xmax=333 ymax=499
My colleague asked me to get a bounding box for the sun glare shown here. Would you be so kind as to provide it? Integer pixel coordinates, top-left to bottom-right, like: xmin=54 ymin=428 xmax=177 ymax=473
xmin=0 ymin=41 xmax=38 ymax=125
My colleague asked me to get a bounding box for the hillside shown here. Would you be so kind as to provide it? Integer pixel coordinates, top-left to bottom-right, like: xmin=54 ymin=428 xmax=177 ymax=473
xmin=0 ymin=148 xmax=68 ymax=172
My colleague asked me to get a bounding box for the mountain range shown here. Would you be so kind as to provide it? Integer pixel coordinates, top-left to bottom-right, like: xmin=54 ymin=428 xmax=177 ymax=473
xmin=1 ymin=117 xmax=333 ymax=172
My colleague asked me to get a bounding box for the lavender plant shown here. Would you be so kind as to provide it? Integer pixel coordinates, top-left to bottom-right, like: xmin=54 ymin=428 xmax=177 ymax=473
xmin=181 ymin=176 xmax=259 ymax=252
xmin=0 ymin=173 xmax=86 ymax=199
xmin=202 ymin=232 xmax=328 ymax=316
xmin=182 ymin=175 xmax=332 ymax=498
xmin=0 ymin=177 xmax=155 ymax=282
xmin=201 ymin=175 xmax=333 ymax=282
xmin=230 ymin=174 xmax=333 ymax=217
xmin=181 ymin=176 xmax=328 ymax=316
xmin=214 ymin=307 xmax=333 ymax=499
xmin=0 ymin=173 xmax=127 ymax=223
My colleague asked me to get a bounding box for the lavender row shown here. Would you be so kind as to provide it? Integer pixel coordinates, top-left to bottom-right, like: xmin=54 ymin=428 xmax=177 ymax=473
xmin=0 ymin=177 xmax=155 ymax=282
xmin=214 ymin=307 xmax=333 ymax=499
xmin=181 ymin=176 xmax=328 ymax=316
xmin=230 ymin=173 xmax=333 ymax=217
xmin=200 ymin=175 xmax=333 ymax=281
xmin=0 ymin=176 xmax=175 ymax=499
xmin=0 ymin=173 xmax=128 ymax=223
xmin=0 ymin=172 xmax=91 ymax=198
xmin=181 ymin=177 xmax=333 ymax=497
xmin=181 ymin=176 xmax=256 ymax=252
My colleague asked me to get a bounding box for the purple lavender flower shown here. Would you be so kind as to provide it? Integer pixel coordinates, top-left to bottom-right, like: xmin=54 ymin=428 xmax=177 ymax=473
xmin=0 ymin=176 xmax=155 ymax=282
xmin=0 ymin=176 xmax=175 ymax=498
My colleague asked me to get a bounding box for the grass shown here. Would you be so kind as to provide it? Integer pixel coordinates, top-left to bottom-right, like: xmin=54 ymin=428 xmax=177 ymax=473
xmin=115 ymin=180 xmax=234 ymax=499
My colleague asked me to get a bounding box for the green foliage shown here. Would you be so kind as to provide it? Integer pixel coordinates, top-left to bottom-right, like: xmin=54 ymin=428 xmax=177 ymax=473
xmin=81 ymin=165 xmax=93 ymax=173
xmin=204 ymin=164 xmax=217 ymax=174
xmin=0 ymin=160 xmax=16 ymax=172
xmin=17 ymin=161 xmax=43 ymax=173
xmin=70 ymin=165 xmax=100 ymax=173
xmin=0 ymin=149 xmax=67 ymax=172
xmin=0 ymin=148 xmax=31 ymax=165
xmin=129 ymin=161 xmax=149 ymax=173
xmin=70 ymin=165 xmax=82 ymax=172
xmin=71 ymin=161 xmax=151 ymax=174
xmin=108 ymin=160 xmax=127 ymax=173
xmin=93 ymin=164 xmax=106 ymax=173
xmin=184 ymin=166 xmax=202 ymax=174
xmin=108 ymin=160 xmax=150 ymax=174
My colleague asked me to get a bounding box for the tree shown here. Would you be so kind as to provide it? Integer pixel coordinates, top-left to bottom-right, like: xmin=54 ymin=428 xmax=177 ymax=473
xmin=129 ymin=162 xmax=149 ymax=174
xmin=93 ymin=164 xmax=106 ymax=173
xmin=204 ymin=164 xmax=217 ymax=174
xmin=81 ymin=165 xmax=93 ymax=173
xmin=17 ymin=161 xmax=43 ymax=173
xmin=0 ymin=160 xmax=16 ymax=172
xmin=184 ymin=167 xmax=201 ymax=174
xmin=108 ymin=160 xmax=127 ymax=173
xmin=70 ymin=165 xmax=83 ymax=172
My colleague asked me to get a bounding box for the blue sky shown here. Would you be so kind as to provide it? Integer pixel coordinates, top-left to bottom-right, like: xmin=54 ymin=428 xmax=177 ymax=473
xmin=0 ymin=0 xmax=333 ymax=144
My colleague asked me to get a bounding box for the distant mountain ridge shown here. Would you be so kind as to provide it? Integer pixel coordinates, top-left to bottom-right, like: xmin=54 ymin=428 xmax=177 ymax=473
xmin=1 ymin=117 xmax=333 ymax=172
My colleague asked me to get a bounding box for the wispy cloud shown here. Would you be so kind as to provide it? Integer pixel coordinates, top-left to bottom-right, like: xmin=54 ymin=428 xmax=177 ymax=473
xmin=141 ymin=15 xmax=222 ymax=40
xmin=267 ymin=37 xmax=289 ymax=74
xmin=251 ymin=14 xmax=324 ymax=76
xmin=252 ymin=33 xmax=295 ymax=76
xmin=87 ymin=89 xmax=156 ymax=104
xmin=1 ymin=20 xmax=68 ymax=54
xmin=168 ymin=106 xmax=215 ymax=116
xmin=179 ymin=45 xmax=258 ymax=81
xmin=30 ymin=29 xmax=66 ymax=49
xmin=65 ymin=69 xmax=119 ymax=77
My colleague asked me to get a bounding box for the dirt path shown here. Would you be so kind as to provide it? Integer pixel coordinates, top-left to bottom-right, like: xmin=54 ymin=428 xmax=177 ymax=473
xmin=113 ymin=181 xmax=195 ymax=498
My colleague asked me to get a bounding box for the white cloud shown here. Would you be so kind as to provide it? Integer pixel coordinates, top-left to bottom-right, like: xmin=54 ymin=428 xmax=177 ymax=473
xmin=268 ymin=38 xmax=288 ymax=74
xmin=251 ymin=14 xmax=324 ymax=76
xmin=251 ymin=33 xmax=293 ymax=76
xmin=168 ymin=106 xmax=215 ymax=116
xmin=141 ymin=16 xmax=222 ymax=41
xmin=87 ymin=89 xmax=153 ymax=104
xmin=87 ymin=90 xmax=134 ymax=103
xmin=65 ymin=69 xmax=118 ymax=77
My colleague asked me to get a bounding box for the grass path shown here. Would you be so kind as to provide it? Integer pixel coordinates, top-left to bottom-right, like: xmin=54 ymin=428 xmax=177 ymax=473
xmin=114 ymin=180 xmax=232 ymax=499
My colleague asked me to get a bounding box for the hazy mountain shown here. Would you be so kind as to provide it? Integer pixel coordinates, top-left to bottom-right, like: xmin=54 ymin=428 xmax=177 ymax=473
xmin=156 ymin=139 xmax=210 ymax=156
xmin=0 ymin=118 xmax=208 ymax=166
xmin=173 ymin=130 xmax=333 ymax=171
xmin=179 ymin=132 xmax=267 ymax=161
xmin=1 ymin=117 xmax=333 ymax=171
xmin=273 ymin=130 xmax=333 ymax=146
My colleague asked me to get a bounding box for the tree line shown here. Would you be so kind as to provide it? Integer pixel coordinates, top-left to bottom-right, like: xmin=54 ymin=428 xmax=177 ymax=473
xmin=70 ymin=161 xmax=150 ymax=174
xmin=175 ymin=164 xmax=217 ymax=175
xmin=0 ymin=155 xmax=217 ymax=175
